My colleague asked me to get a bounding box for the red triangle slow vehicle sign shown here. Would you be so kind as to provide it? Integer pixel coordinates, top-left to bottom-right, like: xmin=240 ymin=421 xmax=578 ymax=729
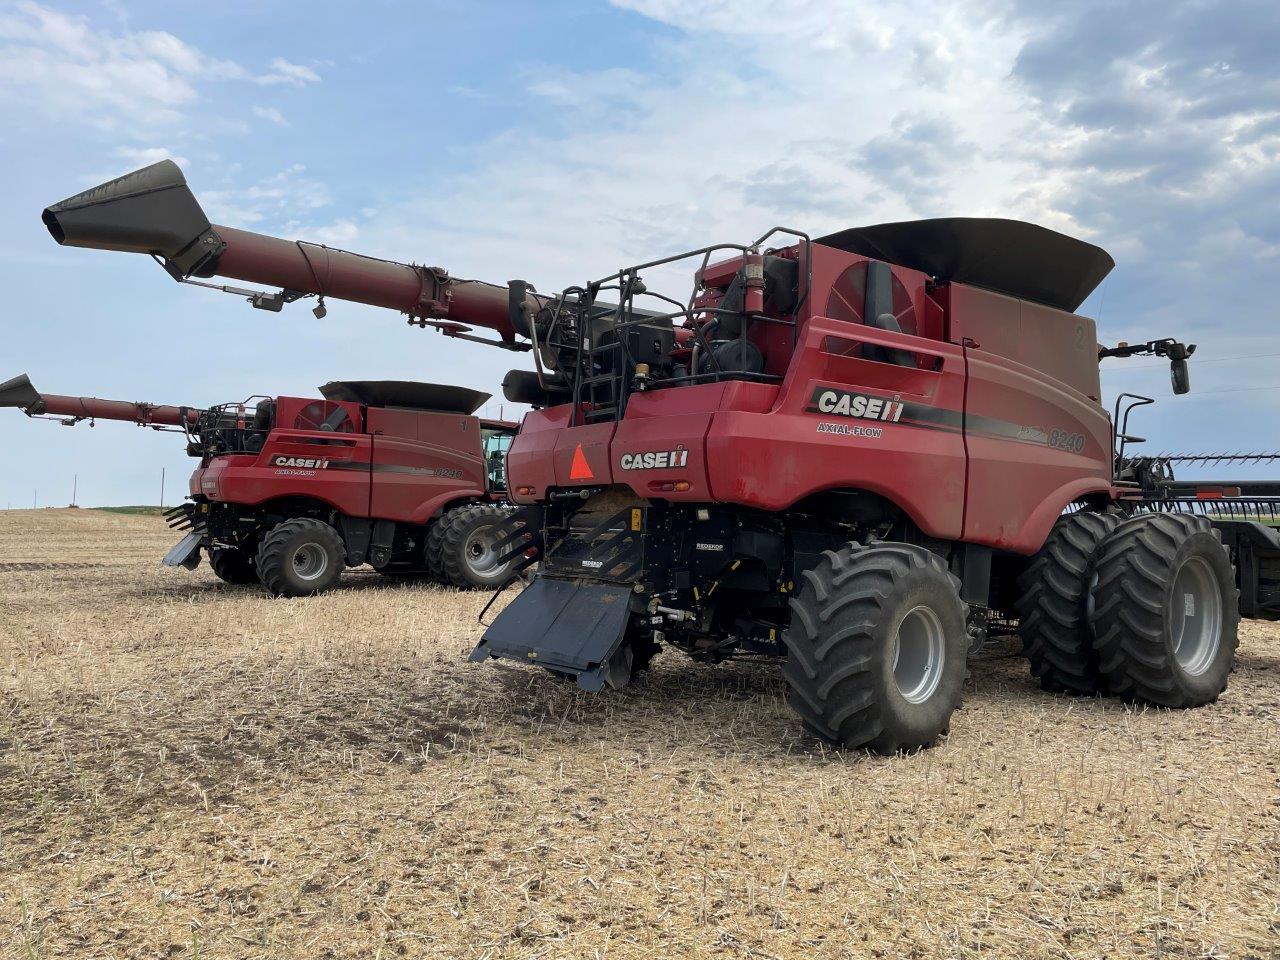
xmin=568 ymin=443 xmax=594 ymax=481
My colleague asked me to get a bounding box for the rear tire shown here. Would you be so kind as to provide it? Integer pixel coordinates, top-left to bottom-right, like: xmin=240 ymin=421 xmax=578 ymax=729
xmin=208 ymin=546 xmax=258 ymax=585
xmin=255 ymin=518 xmax=345 ymax=597
xmin=424 ymin=516 xmax=449 ymax=581
xmin=782 ymin=542 xmax=968 ymax=754
xmin=436 ymin=503 xmax=517 ymax=589
xmin=1014 ymin=510 xmax=1120 ymax=695
xmin=1089 ymin=513 xmax=1239 ymax=707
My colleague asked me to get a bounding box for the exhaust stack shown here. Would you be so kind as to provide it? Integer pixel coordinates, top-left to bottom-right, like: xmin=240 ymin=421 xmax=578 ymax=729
xmin=44 ymin=161 xmax=526 ymax=343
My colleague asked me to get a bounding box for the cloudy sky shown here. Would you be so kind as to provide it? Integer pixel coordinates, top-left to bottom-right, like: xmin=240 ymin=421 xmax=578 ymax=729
xmin=0 ymin=0 xmax=1277 ymax=507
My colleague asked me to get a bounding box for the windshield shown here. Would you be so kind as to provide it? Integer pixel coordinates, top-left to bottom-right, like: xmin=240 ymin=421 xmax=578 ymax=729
xmin=482 ymin=428 xmax=513 ymax=491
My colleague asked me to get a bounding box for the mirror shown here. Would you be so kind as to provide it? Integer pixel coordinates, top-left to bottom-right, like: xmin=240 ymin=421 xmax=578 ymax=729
xmin=1171 ymin=358 xmax=1191 ymax=395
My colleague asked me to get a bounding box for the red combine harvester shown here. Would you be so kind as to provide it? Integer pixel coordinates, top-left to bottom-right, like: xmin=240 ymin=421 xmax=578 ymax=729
xmin=44 ymin=161 xmax=1280 ymax=751
xmin=0 ymin=372 xmax=518 ymax=596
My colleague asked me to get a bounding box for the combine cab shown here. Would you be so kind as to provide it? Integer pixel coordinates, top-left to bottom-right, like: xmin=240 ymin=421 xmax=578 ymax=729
xmin=42 ymin=160 xmax=1280 ymax=750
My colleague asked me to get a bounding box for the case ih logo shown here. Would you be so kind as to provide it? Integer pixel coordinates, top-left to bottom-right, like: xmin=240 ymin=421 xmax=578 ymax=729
xmin=619 ymin=446 xmax=689 ymax=470
xmin=271 ymin=456 xmax=331 ymax=469
xmin=809 ymin=387 xmax=904 ymax=422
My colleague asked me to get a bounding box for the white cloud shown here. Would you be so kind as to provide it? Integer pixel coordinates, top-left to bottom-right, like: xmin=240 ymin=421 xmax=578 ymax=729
xmin=0 ymin=2 xmax=319 ymax=129
xmin=114 ymin=145 xmax=187 ymax=167
xmin=254 ymin=57 xmax=320 ymax=87
xmin=359 ymin=0 xmax=1046 ymax=301
xmin=252 ymin=105 xmax=289 ymax=126
xmin=78 ymin=145 xmax=189 ymax=182
xmin=201 ymin=164 xmax=332 ymax=227
xmin=297 ymin=219 xmax=360 ymax=247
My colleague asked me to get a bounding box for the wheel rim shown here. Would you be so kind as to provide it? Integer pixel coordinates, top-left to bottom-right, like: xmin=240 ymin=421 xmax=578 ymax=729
xmin=463 ymin=523 xmax=510 ymax=580
xmin=291 ymin=542 xmax=329 ymax=582
xmin=892 ymin=604 xmax=946 ymax=704
xmin=1169 ymin=555 xmax=1222 ymax=676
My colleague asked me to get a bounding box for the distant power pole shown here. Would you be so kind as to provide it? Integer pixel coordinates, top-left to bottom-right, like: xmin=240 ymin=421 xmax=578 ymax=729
xmin=160 ymin=468 xmax=166 ymax=508
xmin=33 ymin=489 xmax=37 ymax=509
xmin=72 ymin=474 xmax=78 ymax=507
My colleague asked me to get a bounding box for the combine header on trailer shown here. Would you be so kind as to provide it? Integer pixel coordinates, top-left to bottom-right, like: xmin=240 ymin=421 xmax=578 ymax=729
xmin=1 ymin=372 xmax=519 ymax=596
xmin=44 ymin=160 xmax=1280 ymax=751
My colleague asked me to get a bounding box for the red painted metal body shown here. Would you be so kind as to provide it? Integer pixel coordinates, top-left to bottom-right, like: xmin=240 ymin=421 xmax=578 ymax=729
xmin=189 ymin=395 xmax=511 ymax=523
xmin=506 ymin=240 xmax=1113 ymax=556
xmin=210 ymin=226 xmax=520 ymax=343
xmin=32 ymin=392 xmax=199 ymax=427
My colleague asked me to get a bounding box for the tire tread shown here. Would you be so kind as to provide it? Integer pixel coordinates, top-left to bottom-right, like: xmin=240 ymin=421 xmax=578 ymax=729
xmin=781 ymin=542 xmax=966 ymax=753
xmin=1014 ymin=510 xmax=1120 ymax=695
xmin=255 ymin=518 xmax=344 ymax=597
xmin=1089 ymin=513 xmax=1239 ymax=707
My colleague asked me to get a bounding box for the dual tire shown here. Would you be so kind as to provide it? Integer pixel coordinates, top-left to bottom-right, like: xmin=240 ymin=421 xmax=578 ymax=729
xmin=1016 ymin=511 xmax=1238 ymax=707
xmin=781 ymin=511 xmax=1239 ymax=754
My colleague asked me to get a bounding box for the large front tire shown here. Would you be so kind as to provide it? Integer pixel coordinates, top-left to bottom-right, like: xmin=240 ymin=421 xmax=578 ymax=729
xmin=782 ymin=543 xmax=968 ymax=754
xmin=255 ymin=518 xmax=345 ymax=597
xmin=1015 ymin=510 xmax=1120 ymax=695
xmin=1089 ymin=513 xmax=1238 ymax=707
xmin=208 ymin=546 xmax=259 ymax=585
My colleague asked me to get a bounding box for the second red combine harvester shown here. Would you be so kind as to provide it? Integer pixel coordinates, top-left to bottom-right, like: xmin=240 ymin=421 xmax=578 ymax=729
xmin=0 ymin=372 xmax=518 ymax=596
xmin=43 ymin=161 xmax=1280 ymax=752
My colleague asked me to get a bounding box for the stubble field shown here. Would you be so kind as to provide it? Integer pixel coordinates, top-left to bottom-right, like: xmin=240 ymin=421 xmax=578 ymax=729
xmin=1 ymin=508 xmax=1278 ymax=959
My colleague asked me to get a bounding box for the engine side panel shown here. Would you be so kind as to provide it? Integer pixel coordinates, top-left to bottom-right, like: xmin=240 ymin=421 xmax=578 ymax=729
xmin=367 ymin=408 xmax=487 ymax=523
xmin=962 ymin=347 xmax=1113 ymax=553
xmin=707 ymin=317 xmax=968 ymax=539
xmin=200 ymin=431 xmax=373 ymax=517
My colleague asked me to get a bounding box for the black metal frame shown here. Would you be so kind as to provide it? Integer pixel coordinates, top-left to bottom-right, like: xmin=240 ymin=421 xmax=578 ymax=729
xmin=528 ymin=227 xmax=812 ymax=427
xmin=191 ymin=399 xmax=273 ymax=457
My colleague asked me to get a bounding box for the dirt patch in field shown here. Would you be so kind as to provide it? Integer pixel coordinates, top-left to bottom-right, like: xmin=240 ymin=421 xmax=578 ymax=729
xmin=1 ymin=509 xmax=1278 ymax=958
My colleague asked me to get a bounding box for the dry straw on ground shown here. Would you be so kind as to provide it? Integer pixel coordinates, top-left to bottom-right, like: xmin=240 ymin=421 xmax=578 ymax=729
xmin=1 ymin=508 xmax=1278 ymax=959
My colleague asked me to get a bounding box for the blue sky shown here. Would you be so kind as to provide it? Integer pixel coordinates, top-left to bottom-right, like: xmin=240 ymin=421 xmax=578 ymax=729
xmin=1 ymin=0 xmax=1277 ymax=507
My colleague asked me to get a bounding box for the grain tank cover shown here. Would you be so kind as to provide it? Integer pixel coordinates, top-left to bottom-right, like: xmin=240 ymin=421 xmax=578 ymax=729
xmin=319 ymin=380 xmax=490 ymax=414
xmin=816 ymin=218 xmax=1114 ymax=313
